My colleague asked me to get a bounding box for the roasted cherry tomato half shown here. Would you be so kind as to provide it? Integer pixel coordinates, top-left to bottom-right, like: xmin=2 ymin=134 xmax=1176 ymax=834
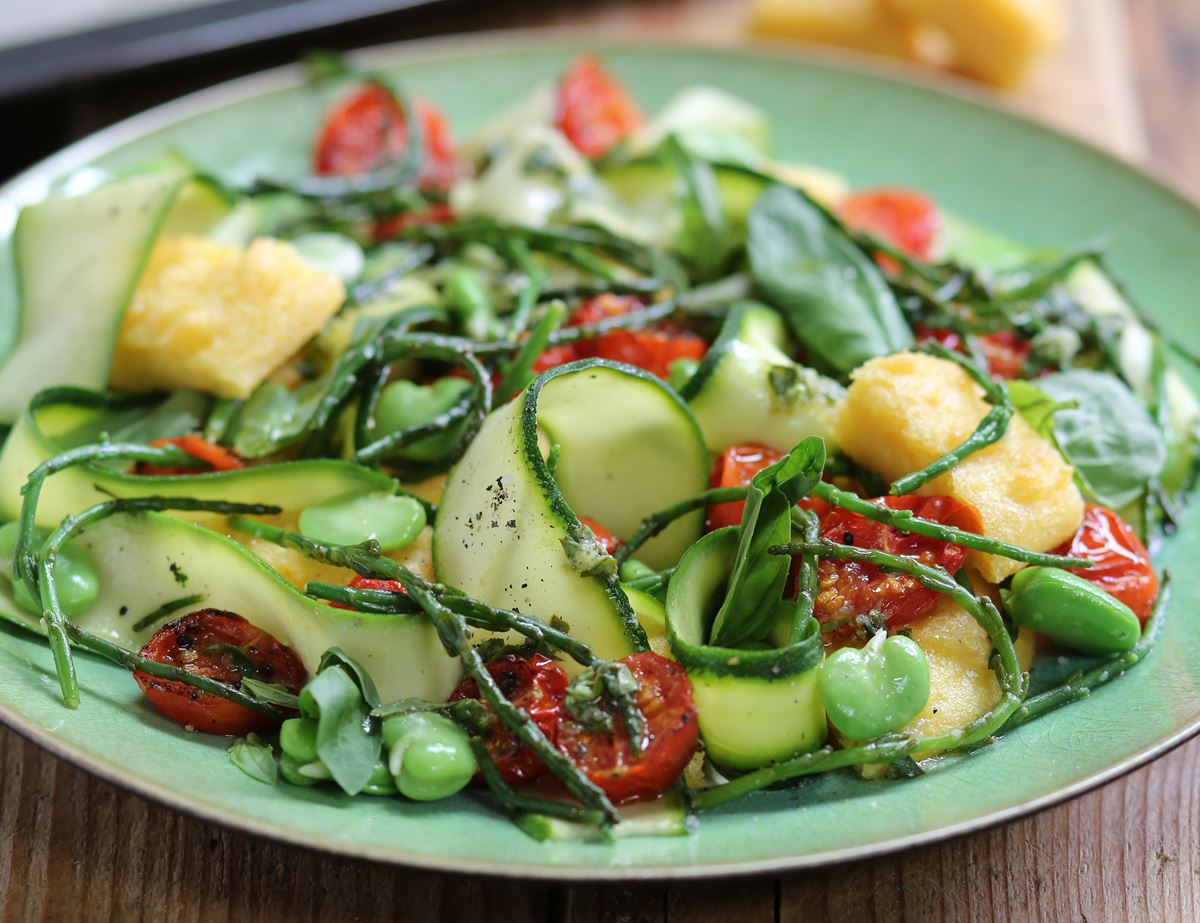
xmin=590 ymin=327 xmax=707 ymax=381
xmin=555 ymin=55 xmax=644 ymax=159
xmin=532 ymin=294 xmax=706 ymax=380
xmin=1054 ymin=504 xmax=1159 ymax=623
xmin=135 ymin=434 xmax=245 ymax=476
xmin=372 ymin=201 xmax=456 ymax=241
xmin=134 ymin=609 xmax=306 ymax=735
xmin=557 ymin=651 xmax=699 ymax=803
xmin=839 ymin=187 xmax=939 ymax=263
xmin=706 ymin=443 xmax=785 ymax=531
xmin=448 ymin=653 xmax=570 ymax=784
xmin=314 ymin=84 xmax=468 ymax=189
xmin=579 ymin=516 xmax=620 ymax=555
xmin=815 ymin=495 xmax=983 ymax=637
xmin=329 ymin=575 xmax=408 ymax=611
xmin=916 ymin=325 xmax=1032 ymax=380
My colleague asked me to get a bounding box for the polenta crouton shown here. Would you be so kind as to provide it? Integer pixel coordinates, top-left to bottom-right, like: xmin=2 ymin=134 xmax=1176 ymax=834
xmin=837 ymin=351 xmax=1083 ymax=582
xmin=110 ymin=235 xmax=344 ymax=399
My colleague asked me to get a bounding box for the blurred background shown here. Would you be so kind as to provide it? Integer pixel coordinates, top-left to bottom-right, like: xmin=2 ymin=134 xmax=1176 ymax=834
xmin=1 ymin=0 xmax=1195 ymax=197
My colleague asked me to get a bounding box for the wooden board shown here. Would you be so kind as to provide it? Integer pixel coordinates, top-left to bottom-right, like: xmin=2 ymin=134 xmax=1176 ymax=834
xmin=2 ymin=0 xmax=1199 ymax=920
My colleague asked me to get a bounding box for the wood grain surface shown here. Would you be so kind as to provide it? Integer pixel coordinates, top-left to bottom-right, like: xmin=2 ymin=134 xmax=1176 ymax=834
xmin=2 ymin=1 xmax=1199 ymax=921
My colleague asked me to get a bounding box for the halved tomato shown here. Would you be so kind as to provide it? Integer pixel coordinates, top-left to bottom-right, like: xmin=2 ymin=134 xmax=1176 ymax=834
xmin=534 ymin=295 xmax=707 ymax=380
xmin=448 ymin=653 xmax=570 ymax=784
xmin=134 ymin=609 xmax=306 ymax=735
xmin=314 ymin=84 xmax=469 ymax=189
xmin=555 ymin=56 xmax=644 ymax=159
xmin=916 ymin=325 xmax=1032 ymax=380
xmin=556 ymin=651 xmax=698 ymax=803
xmin=839 ymin=187 xmax=939 ymax=262
xmin=815 ymin=495 xmax=983 ymax=638
xmin=1054 ymin=504 xmax=1159 ymax=623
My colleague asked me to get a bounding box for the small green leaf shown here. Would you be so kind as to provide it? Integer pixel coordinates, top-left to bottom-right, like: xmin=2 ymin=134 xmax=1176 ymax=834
xmin=748 ymin=185 xmax=912 ymax=375
xmin=1039 ymin=370 xmax=1168 ymax=509
xmin=228 ymin=733 xmax=277 ymax=785
xmin=710 ymin=436 xmax=826 ymax=646
xmin=241 ymin=677 xmax=301 ymax=710
xmin=317 ymin=647 xmax=382 ymax=708
xmin=300 ymin=665 xmax=381 ymax=796
xmin=666 ymin=137 xmax=736 ymax=280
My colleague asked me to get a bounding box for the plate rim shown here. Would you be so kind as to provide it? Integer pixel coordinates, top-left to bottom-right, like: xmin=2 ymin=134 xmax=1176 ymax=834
xmin=2 ymin=28 xmax=1200 ymax=881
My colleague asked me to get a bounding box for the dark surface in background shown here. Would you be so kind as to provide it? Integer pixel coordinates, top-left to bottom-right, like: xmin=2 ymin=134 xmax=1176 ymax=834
xmin=0 ymin=0 xmax=613 ymax=181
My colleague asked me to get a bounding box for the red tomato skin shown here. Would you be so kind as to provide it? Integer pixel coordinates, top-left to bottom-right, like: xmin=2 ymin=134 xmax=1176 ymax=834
xmin=591 ymin=328 xmax=707 ymax=380
xmin=1054 ymin=505 xmax=1159 ymax=622
xmin=816 ymin=496 xmax=982 ymax=635
xmin=706 ymin=443 xmax=785 ymax=531
xmin=578 ymin=516 xmax=620 ymax=554
xmin=134 ymin=609 xmax=306 ymax=735
xmin=555 ymin=55 xmax=644 ymax=159
xmin=914 ymin=325 xmax=1032 ymax=380
xmin=135 ymin=435 xmax=244 ymax=476
xmin=372 ymin=202 xmax=455 ymax=241
xmin=313 ymin=85 xmax=468 ymax=189
xmin=532 ymin=294 xmax=706 ymax=379
xmin=330 ymin=576 xmax=407 ymax=611
xmin=557 ymin=652 xmax=698 ymax=803
xmin=448 ymin=654 xmax=570 ymax=784
xmin=839 ymin=187 xmax=939 ymax=261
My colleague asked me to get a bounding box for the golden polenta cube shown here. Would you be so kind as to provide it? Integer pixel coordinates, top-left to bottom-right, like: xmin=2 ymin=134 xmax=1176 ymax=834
xmin=110 ymin=235 xmax=344 ymax=399
xmin=907 ymin=597 xmax=1035 ymax=743
xmin=853 ymin=594 xmax=1035 ymax=776
xmin=837 ymin=351 xmax=1083 ymax=582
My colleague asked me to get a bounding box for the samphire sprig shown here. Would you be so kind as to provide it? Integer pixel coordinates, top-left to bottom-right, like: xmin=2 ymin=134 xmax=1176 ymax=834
xmin=33 ymin=495 xmax=283 ymax=708
xmin=228 ymin=516 xmax=633 ymax=826
xmin=613 ymin=482 xmax=1090 ymax=571
xmin=888 ymin=343 xmax=1015 ymax=496
xmin=692 ymin=538 xmax=1027 ymax=809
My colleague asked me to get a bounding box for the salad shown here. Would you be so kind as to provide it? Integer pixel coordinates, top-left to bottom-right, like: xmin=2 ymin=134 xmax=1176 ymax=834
xmin=0 ymin=53 xmax=1194 ymax=841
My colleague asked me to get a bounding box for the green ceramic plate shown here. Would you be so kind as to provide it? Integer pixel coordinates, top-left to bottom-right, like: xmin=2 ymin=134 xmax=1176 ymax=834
xmin=2 ymin=35 xmax=1200 ymax=880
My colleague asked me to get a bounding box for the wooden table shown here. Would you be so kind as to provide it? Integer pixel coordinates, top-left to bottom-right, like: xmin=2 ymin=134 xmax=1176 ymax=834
xmin=3 ymin=1 xmax=1199 ymax=920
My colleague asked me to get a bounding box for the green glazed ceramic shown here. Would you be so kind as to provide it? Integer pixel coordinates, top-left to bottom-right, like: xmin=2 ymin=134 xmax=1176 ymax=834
xmin=2 ymin=35 xmax=1199 ymax=879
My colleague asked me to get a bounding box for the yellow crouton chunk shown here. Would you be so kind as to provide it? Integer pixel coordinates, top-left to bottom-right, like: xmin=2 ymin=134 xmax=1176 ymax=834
xmin=111 ymin=235 xmax=344 ymax=399
xmin=837 ymin=351 xmax=1083 ymax=582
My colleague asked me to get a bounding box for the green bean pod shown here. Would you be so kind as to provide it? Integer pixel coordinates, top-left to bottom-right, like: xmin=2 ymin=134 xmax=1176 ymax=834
xmin=1002 ymin=566 xmax=1141 ymax=655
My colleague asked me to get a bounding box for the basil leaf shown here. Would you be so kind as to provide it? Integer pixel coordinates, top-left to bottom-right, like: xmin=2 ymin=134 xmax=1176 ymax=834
xmin=710 ymin=436 xmax=826 ymax=646
xmin=241 ymin=677 xmax=301 ymax=710
xmin=748 ymin=184 xmax=912 ymax=375
xmin=1007 ymin=379 xmax=1076 ymax=439
xmin=317 ymin=647 xmax=382 ymax=708
xmin=300 ymin=665 xmax=381 ymax=796
xmin=1039 ymin=370 xmax=1167 ymax=509
xmin=228 ymin=733 xmax=277 ymax=785
xmin=666 ymin=137 xmax=735 ymax=280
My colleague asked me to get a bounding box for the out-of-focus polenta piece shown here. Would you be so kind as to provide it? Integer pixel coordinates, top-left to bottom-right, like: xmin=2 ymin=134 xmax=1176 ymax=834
xmin=837 ymin=351 xmax=1083 ymax=583
xmin=750 ymin=0 xmax=919 ymax=58
xmin=886 ymin=0 xmax=1064 ymax=88
xmin=110 ymin=235 xmax=344 ymax=399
